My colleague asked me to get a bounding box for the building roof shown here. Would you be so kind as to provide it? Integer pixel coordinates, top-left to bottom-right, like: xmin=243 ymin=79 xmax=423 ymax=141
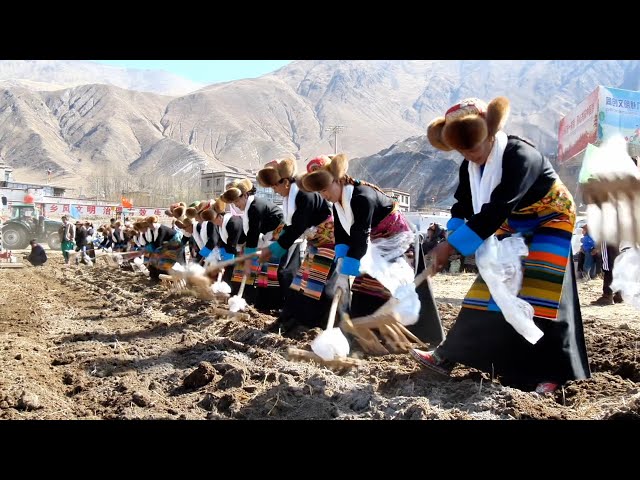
xmin=1 ymin=180 xmax=69 ymax=190
xmin=382 ymin=188 xmax=410 ymax=195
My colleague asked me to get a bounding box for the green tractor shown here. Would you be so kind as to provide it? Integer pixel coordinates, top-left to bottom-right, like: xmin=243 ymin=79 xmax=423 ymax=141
xmin=1 ymin=203 xmax=64 ymax=250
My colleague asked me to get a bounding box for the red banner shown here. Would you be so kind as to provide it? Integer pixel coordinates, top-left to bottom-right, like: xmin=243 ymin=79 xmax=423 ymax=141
xmin=557 ymin=87 xmax=600 ymax=164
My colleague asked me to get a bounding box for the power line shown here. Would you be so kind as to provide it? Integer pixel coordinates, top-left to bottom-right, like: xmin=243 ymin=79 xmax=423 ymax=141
xmin=324 ymin=125 xmax=346 ymax=155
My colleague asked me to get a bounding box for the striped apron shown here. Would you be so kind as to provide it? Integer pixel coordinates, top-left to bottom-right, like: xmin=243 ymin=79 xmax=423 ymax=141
xmin=289 ymin=216 xmax=336 ymax=300
xmin=231 ymin=222 xmax=286 ymax=288
xmin=148 ymin=232 xmax=183 ymax=273
xmin=461 ymin=180 xmax=576 ymax=320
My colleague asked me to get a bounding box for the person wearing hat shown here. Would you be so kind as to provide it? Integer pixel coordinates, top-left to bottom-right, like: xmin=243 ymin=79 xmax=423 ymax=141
xmin=300 ymin=153 xmax=420 ymax=322
xmin=141 ymin=215 xmax=182 ymax=281
xmin=194 ymin=200 xmax=220 ymax=265
xmin=221 ymin=178 xmax=285 ymax=310
xmin=182 ymin=201 xmax=204 ymax=262
xmin=224 ymin=180 xmax=246 ymax=217
xmin=127 ymin=221 xmax=141 ymax=250
xmin=257 ymin=156 xmax=344 ymax=333
xmin=209 ymin=198 xmax=246 ymax=285
xmin=110 ymin=220 xmax=126 ymax=252
xmin=165 ymin=203 xmax=192 ymax=265
xmin=96 ymin=224 xmax=112 ymax=251
xmin=410 ymin=96 xmax=590 ymax=394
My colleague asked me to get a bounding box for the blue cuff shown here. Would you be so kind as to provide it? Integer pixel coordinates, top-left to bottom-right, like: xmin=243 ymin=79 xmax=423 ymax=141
xmin=447 ymin=223 xmax=484 ymax=256
xmin=199 ymin=246 xmax=212 ymax=258
xmin=334 ymin=244 xmax=349 ymax=259
xmin=219 ymin=247 xmax=227 ymax=255
xmin=220 ymin=251 xmax=235 ymax=261
xmin=244 ymin=247 xmax=258 ymax=254
xmin=268 ymin=241 xmax=287 ymax=261
xmin=341 ymin=256 xmax=361 ymax=276
xmin=446 ymin=217 xmax=465 ymax=232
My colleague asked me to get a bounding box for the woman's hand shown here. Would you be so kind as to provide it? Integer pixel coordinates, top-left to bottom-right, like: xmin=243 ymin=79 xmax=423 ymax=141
xmin=258 ymin=248 xmax=271 ymax=264
xmin=428 ymin=241 xmax=456 ymax=276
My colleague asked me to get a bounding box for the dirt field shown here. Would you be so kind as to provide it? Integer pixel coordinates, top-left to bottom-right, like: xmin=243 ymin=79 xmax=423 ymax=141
xmin=1 ymin=250 xmax=639 ymax=420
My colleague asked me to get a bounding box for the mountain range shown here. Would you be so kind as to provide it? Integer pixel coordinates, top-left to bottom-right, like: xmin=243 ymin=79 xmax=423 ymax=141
xmin=1 ymin=59 xmax=638 ymax=208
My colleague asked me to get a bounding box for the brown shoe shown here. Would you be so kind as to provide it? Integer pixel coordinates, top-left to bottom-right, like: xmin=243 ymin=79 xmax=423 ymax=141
xmin=613 ymin=292 xmax=624 ymax=304
xmin=591 ymin=294 xmax=614 ymax=306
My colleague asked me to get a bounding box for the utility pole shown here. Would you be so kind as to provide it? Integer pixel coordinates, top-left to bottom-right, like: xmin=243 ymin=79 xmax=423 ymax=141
xmin=325 ymin=125 xmax=346 ymax=155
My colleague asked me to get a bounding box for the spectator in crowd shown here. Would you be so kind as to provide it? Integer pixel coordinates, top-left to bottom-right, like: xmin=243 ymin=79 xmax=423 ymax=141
xmin=422 ymin=223 xmax=446 ymax=255
xmin=74 ymin=221 xmax=89 ymax=264
xmin=60 ymin=215 xmax=76 ymax=265
xmin=591 ymin=241 xmax=623 ymax=305
xmin=580 ymin=224 xmax=597 ymax=280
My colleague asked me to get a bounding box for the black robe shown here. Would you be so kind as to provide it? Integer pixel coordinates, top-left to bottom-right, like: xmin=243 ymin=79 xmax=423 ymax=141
xmin=450 ymin=135 xmax=558 ymax=243
xmin=245 ymin=197 xmax=284 ymax=249
xmin=333 ymin=184 xmax=394 ymax=262
xmin=218 ymin=215 xmax=245 ymax=285
xmin=274 ymin=189 xmax=331 ymax=302
xmin=333 ymin=184 xmax=398 ymax=318
xmin=272 ymin=189 xmax=346 ymax=332
xmin=241 ymin=196 xmax=285 ymax=311
xmin=195 ymin=221 xmax=219 ymax=261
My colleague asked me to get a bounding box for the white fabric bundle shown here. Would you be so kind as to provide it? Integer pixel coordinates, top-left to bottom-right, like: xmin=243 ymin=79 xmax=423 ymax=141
xmin=228 ymin=295 xmax=247 ymax=312
xmin=212 ymin=281 xmax=232 ymax=295
xmin=311 ymin=328 xmax=350 ymax=361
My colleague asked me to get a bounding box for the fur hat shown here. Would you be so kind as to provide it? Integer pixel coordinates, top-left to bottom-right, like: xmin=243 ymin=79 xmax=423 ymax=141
xmin=221 ymin=178 xmax=254 ymax=203
xmin=200 ymin=208 xmax=216 ymax=222
xmin=427 ymin=97 xmax=510 ymax=152
xmin=185 ymin=206 xmax=198 ymax=219
xmin=164 ymin=202 xmax=186 ymax=219
xmin=197 ymin=199 xmax=213 ymax=213
xmin=145 ymin=215 xmax=159 ymax=226
xmin=212 ymin=198 xmax=226 ymax=215
xmin=257 ymin=157 xmax=297 ymax=187
xmin=132 ymin=221 xmax=145 ymax=232
xmin=175 ymin=217 xmax=194 ymax=231
xmin=300 ymin=153 xmax=349 ymax=192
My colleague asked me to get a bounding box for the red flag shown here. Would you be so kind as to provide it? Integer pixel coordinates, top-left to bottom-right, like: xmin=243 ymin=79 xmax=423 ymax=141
xmin=121 ymin=196 xmax=133 ymax=208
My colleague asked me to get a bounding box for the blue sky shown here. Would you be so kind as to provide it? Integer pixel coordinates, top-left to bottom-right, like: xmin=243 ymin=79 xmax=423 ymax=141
xmin=91 ymin=60 xmax=292 ymax=85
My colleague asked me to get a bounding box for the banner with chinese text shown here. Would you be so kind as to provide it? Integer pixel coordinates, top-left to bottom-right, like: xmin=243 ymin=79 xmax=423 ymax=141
xmin=558 ymin=85 xmax=640 ymax=163
xmin=598 ymin=86 xmax=640 ymax=156
xmin=557 ymin=87 xmax=599 ymax=163
xmin=44 ymin=204 xmax=169 ymax=218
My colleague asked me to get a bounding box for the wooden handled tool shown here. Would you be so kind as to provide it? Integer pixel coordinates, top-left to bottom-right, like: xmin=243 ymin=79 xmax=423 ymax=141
xmin=204 ymin=251 xmax=262 ymax=274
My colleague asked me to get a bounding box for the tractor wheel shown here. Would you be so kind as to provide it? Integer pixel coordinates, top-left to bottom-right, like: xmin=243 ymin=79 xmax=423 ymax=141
xmin=47 ymin=232 xmax=61 ymax=250
xmin=1 ymin=225 xmax=28 ymax=249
